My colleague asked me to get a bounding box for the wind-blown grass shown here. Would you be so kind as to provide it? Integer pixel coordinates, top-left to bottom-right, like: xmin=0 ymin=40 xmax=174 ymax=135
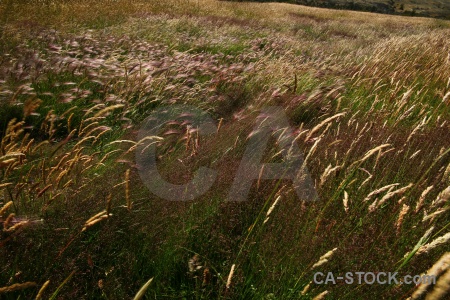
xmin=1 ymin=0 xmax=450 ymax=299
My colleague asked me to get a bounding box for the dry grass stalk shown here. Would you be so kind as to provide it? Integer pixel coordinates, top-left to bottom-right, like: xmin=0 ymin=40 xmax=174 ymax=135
xmin=264 ymin=195 xmax=281 ymax=224
xmin=0 ymin=201 xmax=13 ymax=216
xmin=369 ymin=183 xmax=413 ymax=213
xmin=305 ymin=112 xmax=346 ymax=142
xmin=444 ymin=163 xmax=450 ymax=184
xmin=203 ymin=268 xmax=211 ymax=286
xmin=303 ymin=137 xmax=321 ymax=167
xmin=125 ymin=169 xmax=131 ymax=211
xmin=320 ymin=164 xmax=341 ymax=187
xmin=416 ymin=232 xmax=450 ymax=256
xmin=426 ymin=269 xmax=450 ymax=300
xmin=363 ymin=183 xmax=399 ymax=202
xmin=396 ymin=204 xmax=409 ymax=235
xmin=312 ymin=290 xmax=329 ymax=300
xmin=0 ymin=282 xmax=37 ymax=293
xmin=358 ymin=144 xmax=391 ymax=165
xmin=430 ymin=186 xmax=450 ymax=210
xmin=133 ymin=277 xmax=154 ymax=300
xmin=82 ymin=214 xmax=109 ymax=232
xmin=3 ymin=213 xmax=15 ymax=229
xmin=4 ymin=219 xmax=31 ymax=232
xmin=226 ymin=264 xmax=236 ymax=290
xmin=415 ymin=186 xmax=434 ymax=214
xmin=85 ymin=210 xmax=108 ymax=224
xmin=217 ymin=118 xmax=223 ymax=133
xmin=301 ymin=281 xmax=312 ymax=295
xmin=343 ymin=191 xmax=349 ymax=213
xmin=106 ymin=193 xmax=112 ymax=216
xmin=93 ymin=104 xmax=124 ymax=118
xmin=410 ymin=252 xmax=450 ymax=300
xmin=358 ymin=168 xmax=373 ymax=190
xmin=37 ymin=184 xmax=52 ymax=198
xmin=311 ymin=247 xmax=338 ymax=270
xmin=423 ymin=207 xmax=449 ymax=223
xmin=35 ymin=280 xmax=50 ymax=300
xmin=0 ymin=183 xmax=13 ymax=189
xmin=257 ymin=165 xmax=265 ymax=190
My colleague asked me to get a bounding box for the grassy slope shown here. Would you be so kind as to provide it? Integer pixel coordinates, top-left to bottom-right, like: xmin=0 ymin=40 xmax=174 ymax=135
xmin=237 ymin=0 xmax=450 ymax=19
xmin=1 ymin=0 xmax=450 ymax=299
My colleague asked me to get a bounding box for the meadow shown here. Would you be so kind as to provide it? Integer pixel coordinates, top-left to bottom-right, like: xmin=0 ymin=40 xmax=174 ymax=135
xmin=1 ymin=0 xmax=450 ymax=299
xmin=232 ymin=0 xmax=450 ymax=19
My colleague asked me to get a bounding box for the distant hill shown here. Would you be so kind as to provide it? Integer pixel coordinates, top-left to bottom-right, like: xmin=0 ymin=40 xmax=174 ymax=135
xmin=228 ymin=0 xmax=450 ymax=19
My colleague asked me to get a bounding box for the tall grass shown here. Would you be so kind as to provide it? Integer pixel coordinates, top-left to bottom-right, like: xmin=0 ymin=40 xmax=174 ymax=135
xmin=1 ymin=0 xmax=450 ymax=299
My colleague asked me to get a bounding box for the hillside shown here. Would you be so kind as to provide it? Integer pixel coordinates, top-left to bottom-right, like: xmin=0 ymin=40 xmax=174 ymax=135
xmin=233 ymin=0 xmax=450 ymax=19
xmin=1 ymin=0 xmax=450 ymax=299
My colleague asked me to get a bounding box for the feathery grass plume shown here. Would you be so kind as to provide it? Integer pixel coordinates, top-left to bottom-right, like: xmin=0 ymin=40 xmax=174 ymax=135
xmin=423 ymin=208 xmax=449 ymax=223
xmin=369 ymin=184 xmax=413 ymax=213
xmin=0 ymin=201 xmax=13 ymax=216
xmin=426 ymin=269 xmax=450 ymax=300
xmin=125 ymin=169 xmax=131 ymax=211
xmin=3 ymin=213 xmax=15 ymax=229
xmin=133 ymin=277 xmax=154 ymax=300
xmin=188 ymin=254 xmax=201 ymax=274
xmin=83 ymin=125 xmax=111 ymax=140
xmin=363 ymin=183 xmax=399 ymax=202
xmin=217 ymin=117 xmax=223 ymax=133
xmin=98 ymin=149 xmax=122 ymax=166
xmin=0 ymin=183 xmax=13 ymax=189
xmin=37 ymin=184 xmax=52 ymax=198
xmin=312 ymin=290 xmax=329 ymax=300
xmin=257 ymin=165 xmax=265 ymax=190
xmin=444 ymin=164 xmax=450 ymax=184
xmin=303 ymin=137 xmax=321 ymax=167
xmin=443 ymin=91 xmax=450 ymax=105
xmin=125 ymin=136 xmax=162 ymax=155
xmin=415 ymin=186 xmax=434 ymax=214
xmin=396 ymin=204 xmax=409 ymax=235
xmin=343 ymin=191 xmax=349 ymax=213
xmin=35 ymin=280 xmax=50 ymax=300
xmin=264 ymin=195 xmax=281 ymax=224
xmin=430 ymin=186 xmax=450 ymax=210
xmin=409 ymin=150 xmax=421 ymax=160
xmin=410 ymin=253 xmax=450 ymax=300
xmin=305 ymin=112 xmax=346 ymax=142
xmin=358 ymin=144 xmax=392 ymax=165
xmin=106 ymin=193 xmax=112 ymax=217
xmin=82 ymin=215 xmax=108 ymax=232
xmin=202 ymin=268 xmax=211 ymax=286
xmin=93 ymin=104 xmax=124 ymax=118
xmin=301 ymin=281 xmax=312 ymax=295
xmin=78 ymin=121 xmax=100 ymax=137
xmin=226 ymin=264 xmax=236 ymax=290
xmin=4 ymin=220 xmax=29 ymax=232
xmin=311 ymin=248 xmax=338 ymax=270
xmin=320 ymin=164 xmax=341 ymax=187
xmin=82 ymin=210 xmax=110 ymax=232
xmin=0 ymin=282 xmax=36 ymax=293
xmin=55 ymin=170 xmax=69 ymax=188
xmin=416 ymin=232 xmax=450 ymax=256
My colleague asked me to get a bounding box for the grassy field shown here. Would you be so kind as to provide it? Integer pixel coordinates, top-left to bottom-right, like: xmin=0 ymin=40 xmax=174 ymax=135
xmin=1 ymin=0 xmax=450 ymax=299
xmin=248 ymin=0 xmax=450 ymax=19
